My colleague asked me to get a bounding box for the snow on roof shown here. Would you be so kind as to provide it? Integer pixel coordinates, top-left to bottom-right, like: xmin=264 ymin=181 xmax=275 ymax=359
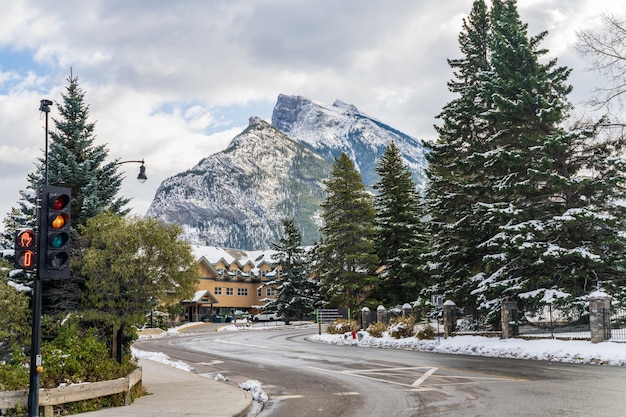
xmin=192 ymin=245 xmax=279 ymax=268
xmin=192 ymin=290 xmax=208 ymax=302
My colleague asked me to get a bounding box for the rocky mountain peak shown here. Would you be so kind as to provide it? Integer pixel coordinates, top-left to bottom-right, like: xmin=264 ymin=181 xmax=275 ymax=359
xmin=146 ymin=94 xmax=428 ymax=249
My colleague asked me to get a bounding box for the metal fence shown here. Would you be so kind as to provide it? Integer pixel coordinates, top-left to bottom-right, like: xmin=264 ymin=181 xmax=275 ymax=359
xmin=609 ymin=305 xmax=626 ymax=341
xmin=327 ymin=301 xmax=626 ymax=342
xmin=516 ymin=304 xmax=591 ymax=340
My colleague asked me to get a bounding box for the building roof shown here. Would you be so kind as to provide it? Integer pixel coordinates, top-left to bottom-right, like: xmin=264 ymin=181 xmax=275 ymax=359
xmin=185 ymin=289 xmax=219 ymax=304
xmin=192 ymin=245 xmax=280 ymax=269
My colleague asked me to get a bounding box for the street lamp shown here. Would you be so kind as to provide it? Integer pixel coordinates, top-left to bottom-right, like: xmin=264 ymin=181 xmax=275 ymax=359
xmin=117 ymin=159 xmax=147 ymax=183
xmin=28 ymin=99 xmax=53 ymax=417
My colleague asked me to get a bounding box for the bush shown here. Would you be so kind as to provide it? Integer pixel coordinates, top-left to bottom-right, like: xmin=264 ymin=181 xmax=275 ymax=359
xmin=326 ymin=319 xmax=359 ymax=334
xmin=366 ymin=321 xmax=386 ymax=338
xmin=389 ymin=316 xmax=416 ymax=339
xmin=0 ymin=359 xmax=29 ymax=391
xmin=40 ymin=324 xmax=137 ymax=388
xmin=416 ymin=324 xmax=436 ymax=340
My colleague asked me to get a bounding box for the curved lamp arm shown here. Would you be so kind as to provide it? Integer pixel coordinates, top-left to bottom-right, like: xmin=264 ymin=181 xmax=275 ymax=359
xmin=117 ymin=159 xmax=147 ymax=183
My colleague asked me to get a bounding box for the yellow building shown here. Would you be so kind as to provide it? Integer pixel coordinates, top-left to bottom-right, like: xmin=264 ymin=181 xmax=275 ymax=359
xmin=183 ymin=246 xmax=281 ymax=322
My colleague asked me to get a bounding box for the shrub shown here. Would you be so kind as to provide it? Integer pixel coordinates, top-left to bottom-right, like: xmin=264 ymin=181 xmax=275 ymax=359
xmin=0 ymin=359 xmax=29 ymax=390
xmin=40 ymin=324 xmax=136 ymax=388
xmin=416 ymin=324 xmax=436 ymax=340
xmin=389 ymin=316 xmax=416 ymax=339
xmin=366 ymin=321 xmax=386 ymax=338
xmin=326 ymin=319 xmax=359 ymax=334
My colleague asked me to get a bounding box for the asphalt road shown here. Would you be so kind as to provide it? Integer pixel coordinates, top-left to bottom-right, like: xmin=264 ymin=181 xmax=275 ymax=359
xmin=134 ymin=325 xmax=626 ymax=417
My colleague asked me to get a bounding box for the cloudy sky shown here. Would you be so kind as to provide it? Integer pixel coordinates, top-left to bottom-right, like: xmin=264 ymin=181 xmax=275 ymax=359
xmin=1 ymin=0 xmax=624 ymax=231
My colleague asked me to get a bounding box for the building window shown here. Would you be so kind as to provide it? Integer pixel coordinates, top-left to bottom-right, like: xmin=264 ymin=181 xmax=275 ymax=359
xmin=226 ymin=288 xmax=234 ymax=296
xmin=238 ymin=288 xmax=248 ymax=296
xmin=266 ymin=288 xmax=275 ymax=297
xmin=257 ymin=287 xmax=262 ymax=297
xmin=217 ymin=267 xmax=224 ymax=275
xmin=215 ymin=287 xmax=222 ymax=295
xmin=260 ymin=269 xmax=267 ymax=277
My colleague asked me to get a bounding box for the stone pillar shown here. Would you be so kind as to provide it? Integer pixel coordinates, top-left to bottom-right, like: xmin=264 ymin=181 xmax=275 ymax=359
xmin=501 ymin=299 xmax=518 ymax=339
xmin=376 ymin=305 xmax=387 ymax=324
xmin=443 ymin=300 xmax=456 ymax=338
xmin=361 ymin=307 xmax=371 ymax=330
xmin=402 ymin=303 xmax=412 ymax=318
xmin=589 ymin=291 xmax=611 ymax=343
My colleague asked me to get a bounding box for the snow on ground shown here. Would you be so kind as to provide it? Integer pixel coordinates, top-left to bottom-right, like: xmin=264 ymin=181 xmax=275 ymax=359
xmin=131 ymin=346 xmax=196 ymax=372
xmin=308 ymin=331 xmax=626 ymax=366
xmin=136 ymin=321 xmax=626 ymax=369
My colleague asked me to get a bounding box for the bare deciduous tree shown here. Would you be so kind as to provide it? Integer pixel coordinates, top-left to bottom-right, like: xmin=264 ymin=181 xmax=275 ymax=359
xmin=577 ymin=13 xmax=626 ymax=117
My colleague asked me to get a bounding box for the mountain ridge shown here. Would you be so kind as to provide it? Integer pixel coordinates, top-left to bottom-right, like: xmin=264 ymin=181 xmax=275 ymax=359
xmin=146 ymin=95 xmax=428 ymax=250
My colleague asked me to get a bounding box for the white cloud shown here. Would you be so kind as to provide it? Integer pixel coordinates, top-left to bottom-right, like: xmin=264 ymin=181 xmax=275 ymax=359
xmin=1 ymin=0 xmax=626 ymax=227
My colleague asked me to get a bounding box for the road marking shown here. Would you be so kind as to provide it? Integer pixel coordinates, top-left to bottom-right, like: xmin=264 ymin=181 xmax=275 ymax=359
xmin=196 ymin=360 xmax=224 ymax=366
xmin=309 ymin=365 xmax=526 ymax=390
xmin=412 ymin=367 xmax=438 ymax=387
xmin=334 ymin=392 xmax=360 ymax=396
xmin=275 ymin=394 xmax=305 ymax=399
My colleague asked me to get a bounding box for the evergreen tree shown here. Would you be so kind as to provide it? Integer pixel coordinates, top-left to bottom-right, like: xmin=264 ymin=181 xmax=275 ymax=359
xmin=428 ymin=0 xmax=626 ymax=319
xmin=425 ymin=0 xmax=494 ymax=308
xmin=261 ymin=218 xmax=320 ymax=324
xmin=4 ymin=75 xmax=129 ymax=236
xmin=317 ymin=153 xmax=378 ymax=309
xmin=45 ymin=74 xmax=130 ymax=229
xmin=372 ymin=142 xmax=428 ymax=306
xmin=3 ymin=75 xmax=132 ymax=314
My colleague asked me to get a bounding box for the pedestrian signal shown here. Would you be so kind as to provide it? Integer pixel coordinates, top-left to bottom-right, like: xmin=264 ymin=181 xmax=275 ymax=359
xmin=14 ymin=228 xmax=37 ymax=270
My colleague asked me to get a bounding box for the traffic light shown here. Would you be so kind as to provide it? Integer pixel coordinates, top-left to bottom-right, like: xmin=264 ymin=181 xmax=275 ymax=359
xmin=14 ymin=228 xmax=37 ymax=270
xmin=39 ymin=185 xmax=71 ymax=279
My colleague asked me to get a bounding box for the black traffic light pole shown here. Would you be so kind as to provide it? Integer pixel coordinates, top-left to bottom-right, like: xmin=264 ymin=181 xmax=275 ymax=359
xmin=27 ymin=99 xmax=52 ymax=417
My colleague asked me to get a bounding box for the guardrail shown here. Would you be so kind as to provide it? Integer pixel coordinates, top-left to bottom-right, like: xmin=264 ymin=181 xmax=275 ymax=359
xmin=0 ymin=367 xmax=142 ymax=417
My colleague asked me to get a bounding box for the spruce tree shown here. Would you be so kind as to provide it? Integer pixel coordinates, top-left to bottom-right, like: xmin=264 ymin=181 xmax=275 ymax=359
xmin=3 ymin=75 xmax=131 ymax=314
xmin=428 ymin=0 xmax=626 ymax=319
xmin=4 ymin=75 xmax=129 ymax=237
xmin=317 ymin=153 xmax=378 ymax=309
xmin=261 ymin=218 xmax=320 ymax=324
xmin=425 ymin=0 xmax=493 ymax=309
xmin=373 ymin=142 xmax=428 ymax=306
xmin=45 ymin=74 xmax=130 ymax=229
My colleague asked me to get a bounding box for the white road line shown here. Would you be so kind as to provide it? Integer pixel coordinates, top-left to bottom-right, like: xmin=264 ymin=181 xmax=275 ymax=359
xmin=195 ymin=360 xmax=224 ymax=366
xmin=412 ymin=367 xmax=438 ymax=387
xmin=274 ymin=395 xmax=305 ymax=399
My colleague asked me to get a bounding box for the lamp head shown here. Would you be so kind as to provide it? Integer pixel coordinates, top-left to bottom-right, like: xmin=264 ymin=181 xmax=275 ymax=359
xmin=137 ymin=163 xmax=147 ymax=183
xmin=39 ymin=99 xmax=53 ymax=112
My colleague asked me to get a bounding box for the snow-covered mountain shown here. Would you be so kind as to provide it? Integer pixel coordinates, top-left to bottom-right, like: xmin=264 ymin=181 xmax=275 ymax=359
xmin=147 ymin=95 xmax=428 ymax=250
xmin=272 ymin=94 xmax=427 ymax=189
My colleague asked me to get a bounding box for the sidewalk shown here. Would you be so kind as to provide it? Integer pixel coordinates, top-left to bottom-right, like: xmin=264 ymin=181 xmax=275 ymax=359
xmin=77 ymin=358 xmax=252 ymax=417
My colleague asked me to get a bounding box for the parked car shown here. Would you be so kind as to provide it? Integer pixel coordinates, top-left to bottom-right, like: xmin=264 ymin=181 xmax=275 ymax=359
xmin=253 ymin=312 xmax=279 ymax=321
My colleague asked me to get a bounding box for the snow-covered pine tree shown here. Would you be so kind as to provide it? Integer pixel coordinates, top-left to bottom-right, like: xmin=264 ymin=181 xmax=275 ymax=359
xmin=429 ymin=0 xmax=626 ymax=320
xmin=3 ymin=74 xmax=132 ymax=312
xmin=474 ymin=0 xmax=597 ymax=314
xmin=3 ymin=75 xmax=130 ymax=238
xmin=317 ymin=152 xmax=378 ymax=309
xmin=372 ymin=141 xmax=428 ymax=306
xmin=425 ymin=0 xmax=494 ymax=309
xmin=46 ymin=74 xmax=130 ymax=228
xmin=261 ymin=218 xmax=320 ymax=324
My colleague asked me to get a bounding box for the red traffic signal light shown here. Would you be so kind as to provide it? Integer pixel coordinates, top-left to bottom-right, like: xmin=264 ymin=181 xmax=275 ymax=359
xmin=14 ymin=228 xmax=37 ymax=270
xmin=39 ymin=185 xmax=71 ymax=279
